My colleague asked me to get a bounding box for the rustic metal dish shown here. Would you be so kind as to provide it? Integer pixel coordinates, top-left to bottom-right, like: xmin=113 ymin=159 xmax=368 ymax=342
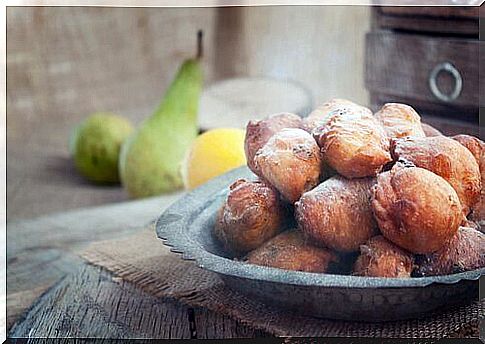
xmin=156 ymin=166 xmax=484 ymax=322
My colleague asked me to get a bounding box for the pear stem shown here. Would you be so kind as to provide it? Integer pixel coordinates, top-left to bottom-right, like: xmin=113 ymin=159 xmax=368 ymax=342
xmin=197 ymin=30 xmax=203 ymax=59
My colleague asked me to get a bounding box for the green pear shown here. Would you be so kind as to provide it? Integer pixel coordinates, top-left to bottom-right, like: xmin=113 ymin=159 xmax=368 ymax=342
xmin=70 ymin=112 xmax=134 ymax=184
xmin=119 ymin=32 xmax=203 ymax=198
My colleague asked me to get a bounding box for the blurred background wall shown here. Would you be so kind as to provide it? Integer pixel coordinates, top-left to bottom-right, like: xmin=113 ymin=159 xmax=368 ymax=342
xmin=7 ymin=6 xmax=370 ymax=219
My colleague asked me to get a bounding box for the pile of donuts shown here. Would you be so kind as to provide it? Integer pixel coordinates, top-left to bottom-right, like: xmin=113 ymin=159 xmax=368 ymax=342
xmin=213 ymin=99 xmax=485 ymax=278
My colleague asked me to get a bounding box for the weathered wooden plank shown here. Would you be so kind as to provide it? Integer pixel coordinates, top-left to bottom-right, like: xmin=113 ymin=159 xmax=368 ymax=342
xmin=9 ymin=264 xmax=269 ymax=339
xmin=9 ymin=264 xmax=192 ymax=338
xmin=7 ymin=193 xmax=182 ymax=328
xmin=7 ymin=192 xmax=182 ymax=257
xmin=193 ymin=308 xmax=271 ymax=339
xmin=7 ymin=250 xmax=83 ymax=329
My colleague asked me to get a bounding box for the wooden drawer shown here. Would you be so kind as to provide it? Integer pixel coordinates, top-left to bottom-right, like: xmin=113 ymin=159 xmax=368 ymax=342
xmin=365 ymin=31 xmax=482 ymax=117
xmin=373 ymin=6 xmax=479 ymax=35
xmin=378 ymin=6 xmax=479 ymax=19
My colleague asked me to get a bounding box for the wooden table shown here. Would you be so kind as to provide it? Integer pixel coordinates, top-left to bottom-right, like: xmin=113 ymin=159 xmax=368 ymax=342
xmin=7 ymin=194 xmax=270 ymax=339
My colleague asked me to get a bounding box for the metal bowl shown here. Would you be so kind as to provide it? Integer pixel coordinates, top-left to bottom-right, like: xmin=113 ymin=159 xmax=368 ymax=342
xmin=156 ymin=166 xmax=484 ymax=322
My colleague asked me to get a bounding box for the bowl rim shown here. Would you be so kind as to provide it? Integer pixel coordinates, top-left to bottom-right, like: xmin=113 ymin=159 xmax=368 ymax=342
xmin=156 ymin=166 xmax=485 ymax=289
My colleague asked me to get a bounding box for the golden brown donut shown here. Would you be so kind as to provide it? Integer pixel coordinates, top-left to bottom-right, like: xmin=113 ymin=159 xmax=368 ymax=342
xmin=421 ymin=123 xmax=443 ymax=137
xmin=254 ymin=128 xmax=322 ymax=203
xmin=353 ymin=235 xmax=414 ymax=278
xmin=452 ymin=135 xmax=484 ymax=163
xmin=452 ymin=134 xmax=485 ymax=227
xmin=391 ymin=136 xmax=481 ymax=216
xmin=244 ymin=113 xmax=302 ymax=174
xmin=372 ymin=164 xmax=462 ymax=254
xmin=313 ymin=106 xmax=392 ymax=178
xmin=374 ymin=103 xmax=426 ymax=139
xmin=295 ymin=176 xmax=379 ymax=253
xmin=214 ymin=179 xmax=287 ymax=256
xmin=302 ymin=98 xmax=363 ymax=133
xmin=245 ymin=230 xmax=339 ymax=273
xmin=414 ymin=226 xmax=485 ymax=276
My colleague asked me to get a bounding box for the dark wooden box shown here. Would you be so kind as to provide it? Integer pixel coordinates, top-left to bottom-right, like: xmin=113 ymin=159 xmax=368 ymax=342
xmin=366 ymin=6 xmax=482 ymax=134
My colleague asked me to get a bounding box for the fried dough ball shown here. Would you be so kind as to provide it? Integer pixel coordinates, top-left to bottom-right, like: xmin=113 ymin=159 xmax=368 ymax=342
xmin=421 ymin=123 xmax=443 ymax=137
xmin=313 ymin=106 xmax=392 ymax=178
xmin=302 ymin=98 xmax=364 ymax=133
xmin=452 ymin=134 xmax=485 ymax=226
xmin=374 ymin=103 xmax=426 ymax=139
xmin=295 ymin=176 xmax=379 ymax=252
xmin=244 ymin=113 xmax=302 ymax=174
xmin=245 ymin=230 xmax=339 ymax=273
xmin=461 ymin=218 xmax=481 ymax=232
xmin=414 ymin=226 xmax=485 ymax=276
xmin=254 ymin=128 xmax=322 ymax=203
xmin=452 ymin=135 xmax=484 ymax=163
xmin=372 ymin=164 xmax=462 ymax=254
xmin=214 ymin=179 xmax=287 ymax=256
xmin=391 ymin=136 xmax=481 ymax=215
xmin=353 ymin=235 xmax=414 ymax=278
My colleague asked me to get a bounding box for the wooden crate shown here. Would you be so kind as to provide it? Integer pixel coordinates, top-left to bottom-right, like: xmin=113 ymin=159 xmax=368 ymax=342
xmin=366 ymin=6 xmax=481 ymax=129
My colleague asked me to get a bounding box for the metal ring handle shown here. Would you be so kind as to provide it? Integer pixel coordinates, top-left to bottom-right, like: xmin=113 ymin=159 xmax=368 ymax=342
xmin=428 ymin=62 xmax=463 ymax=103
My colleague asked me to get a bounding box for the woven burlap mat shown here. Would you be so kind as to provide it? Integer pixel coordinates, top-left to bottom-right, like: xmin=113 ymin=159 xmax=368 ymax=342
xmin=81 ymin=223 xmax=483 ymax=338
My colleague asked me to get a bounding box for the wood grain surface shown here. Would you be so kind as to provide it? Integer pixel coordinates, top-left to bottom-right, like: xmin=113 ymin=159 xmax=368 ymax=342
xmin=6 ymin=194 xmax=275 ymax=338
xmin=7 ymin=194 xmax=182 ymax=329
xmin=9 ymin=264 xmax=270 ymax=339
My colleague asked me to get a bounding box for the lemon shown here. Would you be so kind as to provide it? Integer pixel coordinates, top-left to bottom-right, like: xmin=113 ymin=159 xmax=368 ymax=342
xmin=182 ymin=128 xmax=246 ymax=189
